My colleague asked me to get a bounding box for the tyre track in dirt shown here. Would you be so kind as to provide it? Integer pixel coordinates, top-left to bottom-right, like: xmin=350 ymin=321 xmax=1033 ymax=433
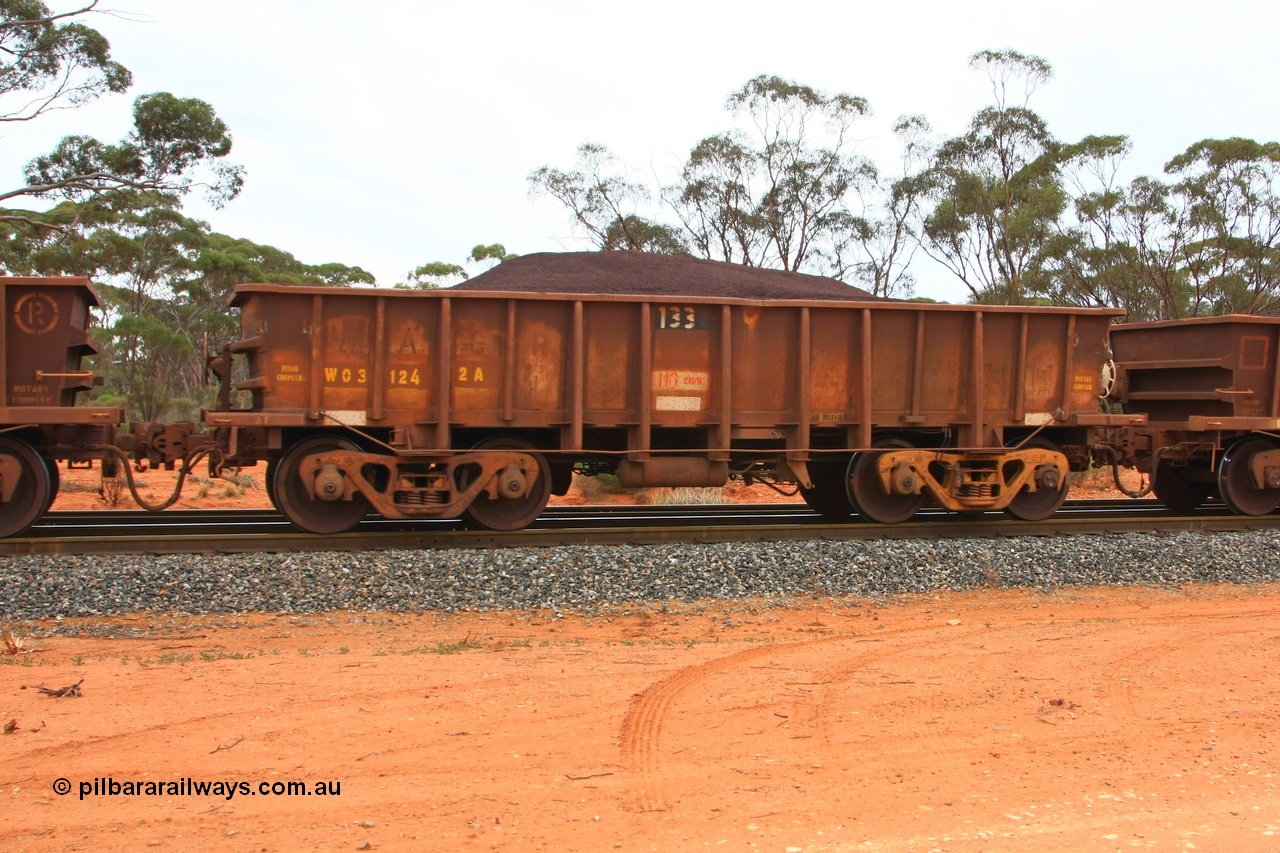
xmin=618 ymin=639 xmax=830 ymax=813
xmin=617 ymin=605 xmax=1280 ymax=819
xmin=617 ymin=622 xmax=970 ymax=813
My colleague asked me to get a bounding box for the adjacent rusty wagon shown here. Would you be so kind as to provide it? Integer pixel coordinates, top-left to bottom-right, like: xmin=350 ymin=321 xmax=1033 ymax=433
xmin=0 ymin=277 xmax=225 ymax=537
xmin=1100 ymin=315 xmax=1280 ymax=515
xmin=0 ymin=277 xmax=124 ymax=536
xmin=206 ymin=255 xmax=1120 ymax=533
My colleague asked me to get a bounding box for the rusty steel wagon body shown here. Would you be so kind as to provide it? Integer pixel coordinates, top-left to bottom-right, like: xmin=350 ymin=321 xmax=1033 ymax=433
xmin=207 ymin=275 xmax=1120 ymax=533
xmin=0 ymin=277 xmax=124 ymax=536
xmin=1099 ymin=315 xmax=1280 ymax=515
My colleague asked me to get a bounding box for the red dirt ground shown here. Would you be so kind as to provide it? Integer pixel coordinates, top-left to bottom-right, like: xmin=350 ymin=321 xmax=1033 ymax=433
xmin=12 ymin=465 xmax=1256 ymax=852
xmin=3 ymin=585 xmax=1279 ymax=852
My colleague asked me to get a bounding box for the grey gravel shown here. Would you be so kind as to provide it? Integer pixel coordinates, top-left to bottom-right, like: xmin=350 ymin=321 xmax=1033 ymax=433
xmin=3 ymin=530 xmax=1279 ymax=627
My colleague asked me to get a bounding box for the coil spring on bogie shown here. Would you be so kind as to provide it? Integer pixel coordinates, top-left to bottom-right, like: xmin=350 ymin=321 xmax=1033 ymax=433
xmin=393 ymin=490 xmax=449 ymax=506
xmin=958 ymin=482 xmax=995 ymax=498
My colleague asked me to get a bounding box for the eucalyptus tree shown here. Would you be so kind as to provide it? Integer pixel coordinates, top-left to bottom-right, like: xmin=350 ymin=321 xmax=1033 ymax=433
xmin=667 ymin=131 xmax=761 ymax=265
xmin=402 ymin=261 xmax=467 ymax=289
xmin=831 ymin=114 xmax=934 ymax=298
xmin=468 ymin=242 xmax=516 ymax=272
xmin=1164 ymin=137 xmax=1280 ymax=315
xmin=1 ymin=3 xmax=243 ymax=224
xmin=1050 ymin=138 xmax=1280 ymax=319
xmin=0 ymin=0 xmax=130 ymax=121
xmin=1046 ymin=145 xmax=1201 ymax=321
xmin=1037 ymin=134 xmax=1161 ymax=317
xmin=668 ymin=74 xmax=872 ymax=275
xmin=1118 ymin=176 xmax=1199 ymax=318
xmin=918 ymin=49 xmax=1065 ymax=304
xmin=528 ymin=143 xmax=685 ymax=253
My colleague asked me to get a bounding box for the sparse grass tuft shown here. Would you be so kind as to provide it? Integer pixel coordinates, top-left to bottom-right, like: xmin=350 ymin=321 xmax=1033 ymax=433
xmin=649 ymin=487 xmax=725 ymax=505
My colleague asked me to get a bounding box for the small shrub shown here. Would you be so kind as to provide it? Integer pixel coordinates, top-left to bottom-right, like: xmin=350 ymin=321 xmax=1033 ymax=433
xmin=100 ymin=475 xmax=124 ymax=506
xmin=577 ymin=473 xmax=635 ymax=502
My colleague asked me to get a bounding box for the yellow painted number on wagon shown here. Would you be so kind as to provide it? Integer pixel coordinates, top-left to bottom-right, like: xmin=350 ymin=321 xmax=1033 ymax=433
xmin=390 ymin=368 xmax=422 ymax=386
xmin=324 ymin=367 xmax=368 ymax=384
xmin=457 ymin=366 xmax=485 ymax=383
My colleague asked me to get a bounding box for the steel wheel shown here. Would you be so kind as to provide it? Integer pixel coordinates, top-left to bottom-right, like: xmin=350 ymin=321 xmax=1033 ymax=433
xmin=1004 ymin=437 xmax=1070 ymax=521
xmin=1152 ymin=462 xmax=1212 ymax=514
xmin=1217 ymin=438 xmax=1280 ymax=516
xmin=264 ymin=457 xmax=278 ymax=508
xmin=460 ymin=437 xmax=551 ymax=531
xmin=799 ymin=461 xmax=854 ymax=518
xmin=848 ymin=441 xmax=922 ymax=524
xmin=272 ymin=436 xmax=369 ymax=534
xmin=459 ymin=438 xmax=551 ymax=530
xmin=42 ymin=458 xmax=60 ymax=514
xmin=0 ymin=436 xmax=51 ymax=537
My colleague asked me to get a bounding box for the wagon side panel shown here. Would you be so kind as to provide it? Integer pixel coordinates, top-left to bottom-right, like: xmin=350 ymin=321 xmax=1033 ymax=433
xmin=730 ymin=304 xmax=794 ymax=427
xmin=582 ymin=300 xmax=636 ymax=424
xmin=807 ymin=306 xmax=854 ymax=427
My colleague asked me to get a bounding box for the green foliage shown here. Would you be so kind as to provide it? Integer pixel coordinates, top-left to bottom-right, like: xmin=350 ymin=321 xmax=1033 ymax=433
xmin=529 ymin=142 xmax=687 ymax=254
xmin=0 ymin=1 xmax=131 ymax=121
xmin=1163 ymin=138 xmax=1280 ymax=315
xmin=840 ymin=114 xmax=933 ymax=298
xmin=0 ymin=2 xmax=243 ymax=231
xmin=530 ymin=54 xmax=1280 ymax=317
xmin=107 ymin=310 xmax=194 ymax=421
xmin=918 ymin=49 xmax=1065 ymax=304
xmin=403 ymin=261 xmax=467 ymax=289
xmin=400 ymin=243 xmax=521 ymax=289
xmin=22 ymin=92 xmax=244 ymax=212
xmin=534 ymin=75 xmax=923 ymax=296
xmin=967 ymin=49 xmax=1053 ymax=108
xmin=673 ymin=74 xmax=872 ymax=275
xmin=469 ymin=243 xmax=516 ymax=268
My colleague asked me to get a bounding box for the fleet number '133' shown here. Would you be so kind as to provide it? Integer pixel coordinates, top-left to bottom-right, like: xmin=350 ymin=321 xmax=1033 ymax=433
xmin=656 ymin=306 xmax=699 ymax=330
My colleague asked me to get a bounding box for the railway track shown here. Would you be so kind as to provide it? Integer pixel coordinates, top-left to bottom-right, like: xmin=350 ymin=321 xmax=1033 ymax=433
xmin=4 ymin=499 xmax=1280 ymax=556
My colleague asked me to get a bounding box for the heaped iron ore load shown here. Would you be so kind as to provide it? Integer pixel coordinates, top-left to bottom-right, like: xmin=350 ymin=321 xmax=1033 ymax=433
xmin=203 ymin=252 xmax=1121 ymax=533
xmin=450 ymin=251 xmax=879 ymax=300
xmin=1099 ymin=315 xmax=1280 ymax=515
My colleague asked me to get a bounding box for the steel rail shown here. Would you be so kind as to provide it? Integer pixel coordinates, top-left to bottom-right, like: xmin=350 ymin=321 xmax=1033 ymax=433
xmin=1 ymin=500 xmax=1277 ymax=556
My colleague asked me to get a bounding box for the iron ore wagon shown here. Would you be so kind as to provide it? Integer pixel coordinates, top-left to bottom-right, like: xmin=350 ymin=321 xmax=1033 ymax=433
xmin=1099 ymin=314 xmax=1280 ymax=515
xmin=205 ymin=253 xmax=1122 ymax=533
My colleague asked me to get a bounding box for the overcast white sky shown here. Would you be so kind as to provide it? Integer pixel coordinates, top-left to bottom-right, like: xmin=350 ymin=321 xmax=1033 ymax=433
xmin=6 ymin=0 xmax=1280 ymax=301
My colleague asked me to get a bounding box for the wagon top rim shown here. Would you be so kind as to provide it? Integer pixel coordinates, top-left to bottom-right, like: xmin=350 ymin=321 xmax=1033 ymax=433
xmin=227 ymin=282 xmax=1126 ymax=317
